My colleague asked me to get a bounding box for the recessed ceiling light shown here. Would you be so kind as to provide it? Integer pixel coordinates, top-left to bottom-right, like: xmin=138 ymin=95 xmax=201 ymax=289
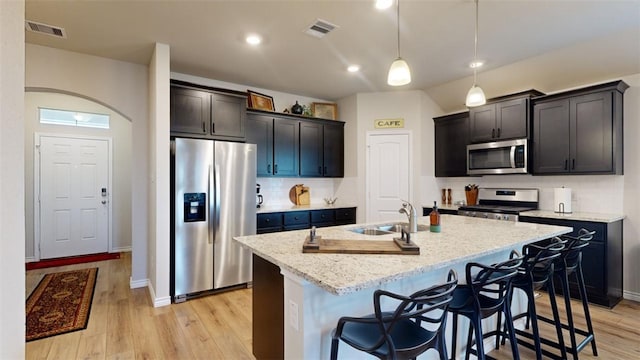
xmin=469 ymin=61 xmax=484 ymax=68
xmin=375 ymin=0 xmax=393 ymax=10
xmin=246 ymin=34 xmax=262 ymax=46
xmin=347 ymin=65 xmax=360 ymax=73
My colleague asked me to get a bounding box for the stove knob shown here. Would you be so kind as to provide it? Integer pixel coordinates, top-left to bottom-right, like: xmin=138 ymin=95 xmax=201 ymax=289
xmin=471 ymin=212 xmax=476 ymax=217
xmin=503 ymin=215 xmax=510 ymax=221
xmin=483 ymin=213 xmax=489 ymax=218
xmin=495 ymin=214 xmax=502 ymax=220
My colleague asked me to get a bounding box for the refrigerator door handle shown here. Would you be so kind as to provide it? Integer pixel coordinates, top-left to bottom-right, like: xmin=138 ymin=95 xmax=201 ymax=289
xmin=214 ymin=163 xmax=222 ymax=242
xmin=208 ymin=164 xmax=214 ymax=244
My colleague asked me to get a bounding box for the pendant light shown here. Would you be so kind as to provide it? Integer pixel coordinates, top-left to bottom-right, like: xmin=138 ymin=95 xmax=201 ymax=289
xmin=465 ymin=0 xmax=486 ymax=107
xmin=387 ymin=0 xmax=411 ymax=86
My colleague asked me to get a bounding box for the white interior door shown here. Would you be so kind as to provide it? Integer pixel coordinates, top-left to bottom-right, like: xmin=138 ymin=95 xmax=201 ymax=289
xmin=366 ymin=132 xmax=411 ymax=222
xmin=38 ymin=135 xmax=110 ymax=259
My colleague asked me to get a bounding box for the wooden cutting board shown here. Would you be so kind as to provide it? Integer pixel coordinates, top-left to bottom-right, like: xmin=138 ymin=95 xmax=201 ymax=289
xmin=302 ymin=236 xmax=419 ymax=255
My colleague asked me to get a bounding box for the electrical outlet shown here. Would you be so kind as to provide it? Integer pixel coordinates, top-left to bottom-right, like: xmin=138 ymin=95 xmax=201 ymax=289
xmin=289 ymin=300 xmax=299 ymax=331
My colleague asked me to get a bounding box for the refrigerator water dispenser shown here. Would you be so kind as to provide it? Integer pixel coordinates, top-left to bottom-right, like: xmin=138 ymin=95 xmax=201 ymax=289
xmin=183 ymin=193 xmax=206 ymax=222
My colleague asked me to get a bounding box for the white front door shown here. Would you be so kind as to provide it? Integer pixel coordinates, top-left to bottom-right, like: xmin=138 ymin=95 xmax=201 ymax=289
xmin=366 ymin=132 xmax=411 ymax=222
xmin=38 ymin=135 xmax=110 ymax=259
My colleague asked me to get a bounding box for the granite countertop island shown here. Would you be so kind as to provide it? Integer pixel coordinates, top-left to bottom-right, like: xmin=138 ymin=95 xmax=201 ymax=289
xmin=234 ymin=215 xmax=572 ymax=360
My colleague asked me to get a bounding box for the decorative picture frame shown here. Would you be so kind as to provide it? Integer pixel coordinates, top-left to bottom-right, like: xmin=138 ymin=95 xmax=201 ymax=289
xmin=247 ymin=90 xmax=275 ymax=111
xmin=312 ymin=102 xmax=338 ymax=120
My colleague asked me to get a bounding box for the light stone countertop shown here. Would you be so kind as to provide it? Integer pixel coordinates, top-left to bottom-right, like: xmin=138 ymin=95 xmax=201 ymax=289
xmin=256 ymin=203 xmax=358 ymax=214
xmin=234 ymin=215 xmax=571 ymax=296
xmin=521 ymin=210 xmax=625 ymax=223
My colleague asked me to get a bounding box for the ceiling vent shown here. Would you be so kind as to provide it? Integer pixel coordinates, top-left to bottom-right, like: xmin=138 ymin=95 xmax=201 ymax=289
xmin=305 ymin=19 xmax=339 ymax=38
xmin=25 ymin=20 xmax=67 ymax=39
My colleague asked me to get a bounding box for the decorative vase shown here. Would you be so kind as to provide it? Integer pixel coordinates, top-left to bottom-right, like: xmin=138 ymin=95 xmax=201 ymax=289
xmin=291 ymin=101 xmax=303 ymax=115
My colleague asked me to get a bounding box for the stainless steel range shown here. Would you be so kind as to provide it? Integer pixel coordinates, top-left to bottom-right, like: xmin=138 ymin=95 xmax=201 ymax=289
xmin=458 ymin=188 xmax=538 ymax=222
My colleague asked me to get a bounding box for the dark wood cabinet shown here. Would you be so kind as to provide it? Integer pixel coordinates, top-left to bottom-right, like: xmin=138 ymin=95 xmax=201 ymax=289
xmin=246 ymin=114 xmax=273 ymax=177
xmin=257 ymin=207 xmax=357 ymax=234
xmin=273 ymin=117 xmax=300 ymax=176
xmin=433 ymin=111 xmax=469 ymax=177
xmin=300 ymin=121 xmax=344 ymax=177
xmin=469 ymin=91 xmax=542 ymax=143
xmin=247 ymin=109 xmax=344 ymax=178
xmin=210 ymin=92 xmax=246 ymax=139
xmin=520 ymin=216 xmax=623 ymax=308
xmin=532 ymin=81 xmax=627 ymax=175
xmin=170 ymin=81 xmax=247 ymax=140
xmin=170 ymin=87 xmax=209 ymax=135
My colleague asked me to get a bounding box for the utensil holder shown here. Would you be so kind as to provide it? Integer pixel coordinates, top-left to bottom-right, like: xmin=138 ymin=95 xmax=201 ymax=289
xmin=465 ymin=189 xmax=478 ymax=205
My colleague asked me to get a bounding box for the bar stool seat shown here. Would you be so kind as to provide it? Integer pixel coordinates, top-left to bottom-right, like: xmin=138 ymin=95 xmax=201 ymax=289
xmin=448 ymin=250 xmax=523 ymax=360
xmin=330 ymin=269 xmax=458 ymax=360
xmin=535 ymin=228 xmax=598 ymax=360
xmin=506 ymin=237 xmax=566 ymax=360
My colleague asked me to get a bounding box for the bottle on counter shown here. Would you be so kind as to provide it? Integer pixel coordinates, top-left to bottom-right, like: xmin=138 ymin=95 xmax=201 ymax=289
xmin=430 ymin=201 xmax=441 ymax=233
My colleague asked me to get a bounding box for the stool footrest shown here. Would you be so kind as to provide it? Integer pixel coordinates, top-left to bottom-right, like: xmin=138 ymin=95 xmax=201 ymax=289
xmin=535 ymin=314 xmax=596 ymax=355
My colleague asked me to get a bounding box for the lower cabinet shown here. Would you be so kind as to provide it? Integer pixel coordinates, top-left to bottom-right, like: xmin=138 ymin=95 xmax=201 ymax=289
xmin=257 ymin=207 xmax=357 ymax=234
xmin=519 ymin=216 xmax=623 ymax=308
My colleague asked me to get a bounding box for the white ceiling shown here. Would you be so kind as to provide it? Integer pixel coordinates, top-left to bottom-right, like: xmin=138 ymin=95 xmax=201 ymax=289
xmin=25 ymin=0 xmax=640 ymax=113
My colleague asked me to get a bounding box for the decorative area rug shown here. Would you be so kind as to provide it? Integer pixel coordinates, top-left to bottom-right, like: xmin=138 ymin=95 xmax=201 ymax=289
xmin=26 ymin=268 xmax=98 ymax=342
xmin=26 ymin=252 xmax=119 ymax=270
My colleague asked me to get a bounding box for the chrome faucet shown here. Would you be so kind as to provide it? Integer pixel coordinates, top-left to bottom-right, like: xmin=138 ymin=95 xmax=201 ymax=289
xmin=399 ymin=200 xmax=418 ymax=233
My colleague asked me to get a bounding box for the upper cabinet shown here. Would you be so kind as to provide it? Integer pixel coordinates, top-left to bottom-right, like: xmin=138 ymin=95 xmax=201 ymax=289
xmin=246 ymin=109 xmax=345 ymax=178
xmin=300 ymin=121 xmax=344 ymax=177
xmin=170 ymin=81 xmax=247 ymax=141
xmin=469 ymin=90 xmax=543 ymax=143
xmin=433 ymin=111 xmax=469 ymax=177
xmin=532 ymin=80 xmax=627 ymax=175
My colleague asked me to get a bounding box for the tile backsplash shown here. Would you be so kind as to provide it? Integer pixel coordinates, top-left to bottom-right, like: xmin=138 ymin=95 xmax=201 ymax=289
xmin=435 ymin=174 xmax=624 ymax=214
xmin=257 ymin=177 xmax=340 ymax=207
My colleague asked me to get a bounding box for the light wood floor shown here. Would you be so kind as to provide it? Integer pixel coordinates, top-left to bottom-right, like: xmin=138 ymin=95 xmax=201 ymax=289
xmin=26 ymin=253 xmax=640 ymax=359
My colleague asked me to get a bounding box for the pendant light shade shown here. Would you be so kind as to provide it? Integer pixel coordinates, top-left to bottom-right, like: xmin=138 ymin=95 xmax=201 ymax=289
xmin=388 ymin=57 xmax=411 ymax=86
xmin=387 ymin=0 xmax=411 ymax=86
xmin=466 ymin=0 xmax=486 ymax=107
xmin=466 ymin=85 xmax=486 ymax=107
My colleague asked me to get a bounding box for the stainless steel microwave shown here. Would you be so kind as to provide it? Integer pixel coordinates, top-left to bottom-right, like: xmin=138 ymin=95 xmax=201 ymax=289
xmin=467 ymin=139 xmax=528 ymax=175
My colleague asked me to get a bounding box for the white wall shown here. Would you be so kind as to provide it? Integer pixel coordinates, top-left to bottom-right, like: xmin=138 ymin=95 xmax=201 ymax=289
xmin=0 ymin=0 xmax=26 ymax=357
xmin=25 ymin=44 xmax=150 ymax=285
xmin=435 ymin=74 xmax=640 ymax=299
xmin=24 ymin=92 xmax=133 ymax=260
xmin=148 ymin=43 xmax=172 ymax=307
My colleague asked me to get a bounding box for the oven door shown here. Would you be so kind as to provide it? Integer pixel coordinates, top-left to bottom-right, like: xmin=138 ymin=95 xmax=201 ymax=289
xmin=467 ymin=139 xmax=528 ymax=175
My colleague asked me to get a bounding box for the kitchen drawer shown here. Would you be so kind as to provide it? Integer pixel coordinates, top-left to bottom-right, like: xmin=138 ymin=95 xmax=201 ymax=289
xmin=335 ymin=207 xmax=356 ymax=225
xmin=311 ymin=210 xmax=335 ymax=224
xmin=257 ymin=213 xmax=283 ymax=229
xmin=283 ymin=211 xmax=310 ymax=226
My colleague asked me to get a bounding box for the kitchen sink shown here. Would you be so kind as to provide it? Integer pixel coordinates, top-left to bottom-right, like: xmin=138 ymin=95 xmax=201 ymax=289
xmin=348 ymin=222 xmax=429 ymax=235
xmin=349 ymin=228 xmax=393 ymax=235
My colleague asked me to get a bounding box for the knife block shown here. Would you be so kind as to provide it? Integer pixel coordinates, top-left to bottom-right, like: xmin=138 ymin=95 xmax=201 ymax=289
xmin=465 ymin=189 xmax=478 ymax=206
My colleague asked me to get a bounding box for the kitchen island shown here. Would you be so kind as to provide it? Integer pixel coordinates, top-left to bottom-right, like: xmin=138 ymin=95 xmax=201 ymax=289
xmin=234 ymin=214 xmax=572 ymax=359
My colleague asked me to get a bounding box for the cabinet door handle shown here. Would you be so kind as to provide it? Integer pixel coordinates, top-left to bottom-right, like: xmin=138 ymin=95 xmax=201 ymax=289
xmin=274 ymin=164 xmax=278 ymax=174
xmin=564 ymin=159 xmax=568 ymax=170
xmin=211 ymin=122 xmax=215 ymax=133
xmin=497 ymin=128 xmax=501 ymax=138
xmin=324 ymin=166 xmax=327 ymax=175
xmin=265 ymin=218 xmax=270 ymax=223
xmin=202 ymin=122 xmax=206 ymax=133
xmin=492 ymin=128 xmax=495 ymax=138
xmin=267 ymin=164 xmax=271 ymax=174
xmin=572 ymin=159 xmax=575 ymax=170
xmin=318 ymin=166 xmax=322 ymax=175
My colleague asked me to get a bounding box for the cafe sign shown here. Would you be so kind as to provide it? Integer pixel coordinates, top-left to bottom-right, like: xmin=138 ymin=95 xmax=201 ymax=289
xmin=374 ymin=118 xmax=404 ymax=129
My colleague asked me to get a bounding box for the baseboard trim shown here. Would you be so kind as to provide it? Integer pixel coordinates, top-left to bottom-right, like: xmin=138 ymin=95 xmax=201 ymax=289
xmin=112 ymin=246 xmax=132 ymax=252
xmin=26 ymin=256 xmax=36 ymax=263
xmin=129 ymin=276 xmax=148 ymax=289
xmin=623 ymin=290 xmax=640 ymax=302
xmin=146 ymin=280 xmax=171 ymax=308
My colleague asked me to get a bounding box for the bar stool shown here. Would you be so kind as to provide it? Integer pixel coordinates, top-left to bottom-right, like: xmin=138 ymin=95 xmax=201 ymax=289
xmin=536 ymin=228 xmax=597 ymax=360
xmin=330 ymin=269 xmax=458 ymax=360
xmin=448 ymin=250 xmax=523 ymax=360
xmin=505 ymin=237 xmax=566 ymax=360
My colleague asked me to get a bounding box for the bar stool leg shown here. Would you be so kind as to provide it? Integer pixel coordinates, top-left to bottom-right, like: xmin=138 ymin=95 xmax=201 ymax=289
xmin=450 ymin=313 xmax=459 ymax=360
xmin=503 ymin=298 xmax=521 ymax=360
xmin=558 ymin=269 xmax=579 ymax=360
xmin=576 ymin=262 xmax=598 ymax=356
xmin=547 ymin=277 xmax=568 ymax=360
xmin=525 ymin=286 xmax=543 ymax=360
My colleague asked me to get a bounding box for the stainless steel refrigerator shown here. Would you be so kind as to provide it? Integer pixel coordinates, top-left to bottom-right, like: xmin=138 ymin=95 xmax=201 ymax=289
xmin=171 ymin=138 xmax=256 ymax=302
